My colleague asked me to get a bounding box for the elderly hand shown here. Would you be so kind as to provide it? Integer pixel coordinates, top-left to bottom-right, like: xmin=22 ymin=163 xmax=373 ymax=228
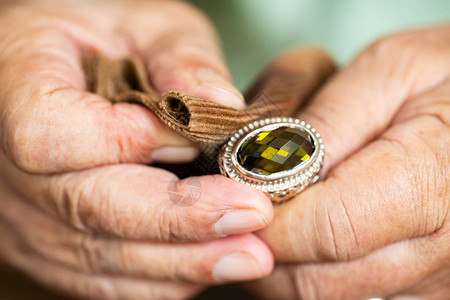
xmin=0 ymin=1 xmax=274 ymax=299
xmin=248 ymin=25 xmax=450 ymax=299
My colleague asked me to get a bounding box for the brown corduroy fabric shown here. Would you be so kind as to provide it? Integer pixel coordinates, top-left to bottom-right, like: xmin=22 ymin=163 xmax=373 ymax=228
xmin=83 ymin=47 xmax=336 ymax=146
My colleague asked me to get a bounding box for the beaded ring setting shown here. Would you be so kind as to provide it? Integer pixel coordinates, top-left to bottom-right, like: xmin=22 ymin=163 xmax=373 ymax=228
xmin=218 ymin=117 xmax=324 ymax=202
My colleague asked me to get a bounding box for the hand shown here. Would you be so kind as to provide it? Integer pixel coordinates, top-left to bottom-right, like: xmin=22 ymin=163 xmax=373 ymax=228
xmin=0 ymin=1 xmax=274 ymax=299
xmin=247 ymin=25 xmax=450 ymax=299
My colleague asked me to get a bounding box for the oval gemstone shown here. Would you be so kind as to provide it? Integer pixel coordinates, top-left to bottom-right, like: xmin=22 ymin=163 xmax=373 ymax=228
xmin=237 ymin=126 xmax=314 ymax=175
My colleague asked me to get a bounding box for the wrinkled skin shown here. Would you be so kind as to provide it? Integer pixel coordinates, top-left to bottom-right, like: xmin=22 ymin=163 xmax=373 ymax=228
xmin=0 ymin=1 xmax=276 ymax=299
xmin=248 ymin=26 xmax=450 ymax=299
xmin=0 ymin=0 xmax=449 ymax=299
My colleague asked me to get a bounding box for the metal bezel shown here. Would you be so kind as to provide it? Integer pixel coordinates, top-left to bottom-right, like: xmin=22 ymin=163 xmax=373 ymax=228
xmin=218 ymin=117 xmax=325 ymax=202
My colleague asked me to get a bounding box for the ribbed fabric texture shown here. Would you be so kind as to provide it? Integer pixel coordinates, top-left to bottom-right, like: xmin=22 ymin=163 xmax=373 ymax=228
xmin=83 ymin=47 xmax=336 ymax=146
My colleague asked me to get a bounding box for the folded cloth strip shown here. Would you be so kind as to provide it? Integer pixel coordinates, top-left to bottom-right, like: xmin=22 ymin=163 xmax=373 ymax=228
xmin=83 ymin=47 xmax=336 ymax=147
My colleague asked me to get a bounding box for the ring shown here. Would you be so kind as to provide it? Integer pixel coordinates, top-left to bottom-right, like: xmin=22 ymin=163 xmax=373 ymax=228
xmin=218 ymin=117 xmax=324 ymax=202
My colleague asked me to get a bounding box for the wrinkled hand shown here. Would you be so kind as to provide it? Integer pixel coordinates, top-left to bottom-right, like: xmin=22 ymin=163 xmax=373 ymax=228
xmin=0 ymin=1 xmax=274 ymax=299
xmin=248 ymin=25 xmax=450 ymax=300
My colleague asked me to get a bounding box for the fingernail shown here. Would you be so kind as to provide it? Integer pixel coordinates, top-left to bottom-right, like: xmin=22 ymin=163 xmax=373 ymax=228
xmin=214 ymin=209 xmax=268 ymax=237
xmin=213 ymin=252 xmax=264 ymax=282
xmin=151 ymin=146 xmax=199 ymax=163
xmin=195 ymin=68 xmax=246 ymax=110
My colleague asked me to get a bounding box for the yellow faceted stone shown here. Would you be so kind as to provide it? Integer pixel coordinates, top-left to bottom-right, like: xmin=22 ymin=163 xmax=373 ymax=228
xmin=260 ymin=146 xmax=277 ymax=159
xmin=237 ymin=126 xmax=314 ymax=175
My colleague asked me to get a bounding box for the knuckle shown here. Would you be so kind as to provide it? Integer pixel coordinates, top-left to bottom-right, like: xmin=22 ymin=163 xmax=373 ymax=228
xmin=77 ymin=233 xmax=134 ymax=277
xmin=74 ymin=169 xmax=127 ymax=237
xmin=357 ymin=26 xmax=450 ymax=74
xmin=358 ymin=32 xmax=416 ymax=66
xmin=58 ymin=177 xmax=89 ymax=231
xmin=77 ymin=235 xmax=129 ymax=278
xmin=314 ymin=181 xmax=361 ymax=261
xmin=112 ymin=243 xmax=136 ymax=276
xmin=155 ymin=203 xmax=183 ymax=241
xmin=54 ymin=171 xmax=110 ymax=234
xmin=156 ymin=177 xmax=212 ymax=242
xmin=154 ymin=200 xmax=209 ymax=242
xmin=77 ymin=235 xmax=103 ymax=273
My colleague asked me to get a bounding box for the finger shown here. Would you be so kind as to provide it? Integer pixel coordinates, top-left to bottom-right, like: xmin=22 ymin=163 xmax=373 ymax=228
xmin=1 ymin=154 xmax=273 ymax=241
xmin=0 ymin=8 xmax=195 ymax=174
xmin=244 ymin=46 xmax=336 ymax=112
xmin=0 ymin=186 xmax=273 ymax=284
xmin=57 ymin=234 xmax=274 ymax=284
xmin=257 ymin=78 xmax=450 ymax=262
xmin=297 ymin=237 xmax=448 ymax=300
xmin=121 ymin=1 xmax=245 ymax=109
xmin=0 ymin=227 xmax=202 ymax=300
xmin=298 ymin=25 xmax=450 ymax=173
xmin=247 ymin=233 xmax=450 ymax=300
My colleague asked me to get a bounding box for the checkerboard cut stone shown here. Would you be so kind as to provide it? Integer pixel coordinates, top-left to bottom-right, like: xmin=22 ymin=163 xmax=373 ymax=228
xmin=237 ymin=126 xmax=314 ymax=175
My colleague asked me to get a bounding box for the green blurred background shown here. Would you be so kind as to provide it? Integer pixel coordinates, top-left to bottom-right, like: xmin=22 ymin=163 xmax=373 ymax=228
xmin=189 ymin=0 xmax=450 ymax=91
